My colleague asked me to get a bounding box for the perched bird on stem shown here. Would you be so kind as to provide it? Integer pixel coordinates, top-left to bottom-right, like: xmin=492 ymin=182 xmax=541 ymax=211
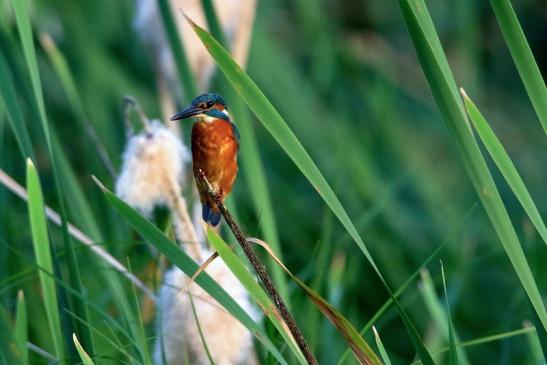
xmin=171 ymin=92 xmax=239 ymax=226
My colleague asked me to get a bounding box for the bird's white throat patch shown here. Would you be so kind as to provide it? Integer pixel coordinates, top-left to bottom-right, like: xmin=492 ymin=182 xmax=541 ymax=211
xmin=198 ymin=109 xmax=231 ymax=124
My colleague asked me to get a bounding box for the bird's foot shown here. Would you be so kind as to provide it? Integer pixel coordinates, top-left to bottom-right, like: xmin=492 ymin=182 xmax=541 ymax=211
xmin=197 ymin=169 xmax=216 ymax=194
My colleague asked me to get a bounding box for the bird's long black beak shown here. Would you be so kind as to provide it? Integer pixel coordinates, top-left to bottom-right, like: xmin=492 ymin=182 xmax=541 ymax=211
xmin=170 ymin=105 xmax=202 ymax=121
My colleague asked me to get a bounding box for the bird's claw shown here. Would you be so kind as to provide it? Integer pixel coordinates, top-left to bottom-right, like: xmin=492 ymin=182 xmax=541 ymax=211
xmin=197 ymin=169 xmax=216 ymax=194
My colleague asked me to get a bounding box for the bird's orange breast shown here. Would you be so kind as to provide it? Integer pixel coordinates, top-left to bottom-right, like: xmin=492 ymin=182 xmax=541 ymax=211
xmin=192 ymin=119 xmax=239 ymax=207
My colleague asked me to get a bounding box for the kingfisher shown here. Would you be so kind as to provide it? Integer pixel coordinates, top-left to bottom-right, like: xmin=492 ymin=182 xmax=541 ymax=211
xmin=170 ymin=92 xmax=239 ymax=226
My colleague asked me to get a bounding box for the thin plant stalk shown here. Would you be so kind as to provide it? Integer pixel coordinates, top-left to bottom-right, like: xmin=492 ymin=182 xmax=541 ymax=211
xmin=196 ymin=171 xmax=318 ymax=365
xmin=0 ymin=168 xmax=155 ymax=300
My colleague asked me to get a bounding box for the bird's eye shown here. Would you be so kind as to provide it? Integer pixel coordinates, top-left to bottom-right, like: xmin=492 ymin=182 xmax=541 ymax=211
xmin=206 ymin=101 xmax=213 ymax=108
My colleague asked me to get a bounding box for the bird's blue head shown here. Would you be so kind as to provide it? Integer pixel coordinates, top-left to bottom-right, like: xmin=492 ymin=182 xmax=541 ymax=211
xmin=170 ymin=92 xmax=229 ymax=122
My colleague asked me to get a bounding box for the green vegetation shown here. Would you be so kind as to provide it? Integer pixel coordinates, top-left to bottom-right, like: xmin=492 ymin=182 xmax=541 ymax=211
xmin=0 ymin=0 xmax=545 ymax=364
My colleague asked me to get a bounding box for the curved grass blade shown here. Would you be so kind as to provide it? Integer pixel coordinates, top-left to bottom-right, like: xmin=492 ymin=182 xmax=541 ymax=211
xmin=38 ymin=34 xmax=110 ymax=240
xmin=398 ymin=0 xmax=547 ymax=332
xmin=26 ymin=159 xmax=65 ymax=359
xmin=127 ymin=261 xmax=153 ymax=365
xmin=156 ymin=0 xmax=197 ymax=98
xmin=490 ymin=0 xmax=547 ymax=134
xmin=0 ymin=304 xmax=24 ymax=365
xmin=187 ymin=17 xmax=434 ymax=365
xmin=39 ymin=33 xmax=86 ymax=123
xmin=73 ymin=334 xmax=95 ymax=365
xmin=527 ymin=299 xmax=547 ymax=362
xmin=15 ymin=290 xmax=28 ymax=364
xmin=0 ymin=49 xmax=34 ymax=159
xmin=411 ymin=325 xmax=539 ymax=365
xmin=52 ymin=132 xmax=103 ymax=241
xmin=372 ymin=327 xmax=392 ymax=365
xmin=396 ymin=302 xmax=435 ymax=365
xmin=189 ymin=293 xmax=216 ymax=365
xmin=205 ymin=228 xmax=306 ymax=364
xmin=461 ymin=90 xmax=547 ymax=245
xmin=9 ymin=0 xmax=94 ymax=352
xmin=95 ymin=178 xmax=289 ymax=365
xmin=247 ymin=237 xmax=382 ymax=365
xmin=524 ymin=320 xmax=545 ymax=365
xmin=419 ymin=269 xmax=469 ymax=365
xmin=200 ymin=0 xmax=227 ymax=47
xmin=441 ymin=263 xmax=460 ymax=365
xmin=67 ymin=311 xmax=138 ymax=364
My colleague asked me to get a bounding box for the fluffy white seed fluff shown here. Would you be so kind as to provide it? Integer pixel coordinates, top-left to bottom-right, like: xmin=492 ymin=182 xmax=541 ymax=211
xmin=134 ymin=0 xmax=256 ymax=92
xmin=154 ymin=248 xmax=258 ymax=365
xmin=115 ymin=120 xmax=190 ymax=217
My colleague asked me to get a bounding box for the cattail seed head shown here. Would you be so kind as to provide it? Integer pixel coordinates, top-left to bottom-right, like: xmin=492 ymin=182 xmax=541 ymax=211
xmin=134 ymin=0 xmax=256 ymax=92
xmin=116 ymin=120 xmax=190 ymax=217
xmin=154 ymin=249 xmax=258 ymax=365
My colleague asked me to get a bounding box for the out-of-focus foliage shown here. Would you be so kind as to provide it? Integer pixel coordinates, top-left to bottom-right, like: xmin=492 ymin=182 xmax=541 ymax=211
xmin=0 ymin=0 xmax=545 ymax=364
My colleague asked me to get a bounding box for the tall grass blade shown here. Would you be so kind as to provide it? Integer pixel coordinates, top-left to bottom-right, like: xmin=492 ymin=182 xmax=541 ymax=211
xmin=9 ymin=0 xmax=47 ymax=126
xmin=187 ymin=17 xmax=435 ymax=365
xmin=66 ymin=310 xmax=137 ymax=364
xmin=39 ymin=35 xmax=109 ymax=239
xmin=189 ymin=293 xmax=217 ymax=365
xmin=397 ymin=306 xmax=435 ymax=365
xmin=200 ymin=0 xmax=227 ymax=47
xmin=9 ymin=0 xmax=94 ymax=351
xmin=39 ymin=33 xmax=86 ymax=122
xmin=398 ymin=0 xmax=547 ymax=331
xmin=419 ymin=269 xmax=469 ymax=364
xmin=127 ymin=262 xmax=152 ymax=365
xmin=527 ymin=299 xmax=547 ymax=362
xmin=525 ymin=321 xmax=545 ymax=365
xmin=441 ymin=263 xmax=460 ymax=365
xmin=410 ymin=326 xmax=537 ymax=364
xmin=461 ymin=90 xmax=547 ymax=245
xmin=0 ymin=304 xmax=24 ymax=365
xmin=95 ymin=179 xmax=289 ymax=364
xmin=73 ymin=334 xmax=95 ymax=365
xmin=15 ymin=290 xmax=28 ymax=364
xmin=103 ymin=265 xmax=149 ymax=363
xmin=372 ymin=327 xmax=392 ymax=365
xmin=26 ymin=159 xmax=65 ymax=359
xmin=0 ymin=49 xmax=34 ymax=159
xmin=156 ymin=0 xmax=198 ymax=98
xmin=52 ymin=131 xmax=103 ymax=241
xmin=490 ymin=0 xmax=547 ymax=134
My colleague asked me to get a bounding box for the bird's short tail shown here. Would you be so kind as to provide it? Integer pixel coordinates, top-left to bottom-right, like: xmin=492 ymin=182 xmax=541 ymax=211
xmin=202 ymin=203 xmax=222 ymax=226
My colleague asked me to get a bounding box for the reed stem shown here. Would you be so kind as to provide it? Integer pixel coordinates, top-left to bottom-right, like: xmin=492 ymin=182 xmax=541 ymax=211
xmin=196 ymin=170 xmax=318 ymax=365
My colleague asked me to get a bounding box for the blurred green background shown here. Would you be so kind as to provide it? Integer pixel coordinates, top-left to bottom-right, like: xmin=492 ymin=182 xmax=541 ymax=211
xmin=0 ymin=0 xmax=545 ymax=364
